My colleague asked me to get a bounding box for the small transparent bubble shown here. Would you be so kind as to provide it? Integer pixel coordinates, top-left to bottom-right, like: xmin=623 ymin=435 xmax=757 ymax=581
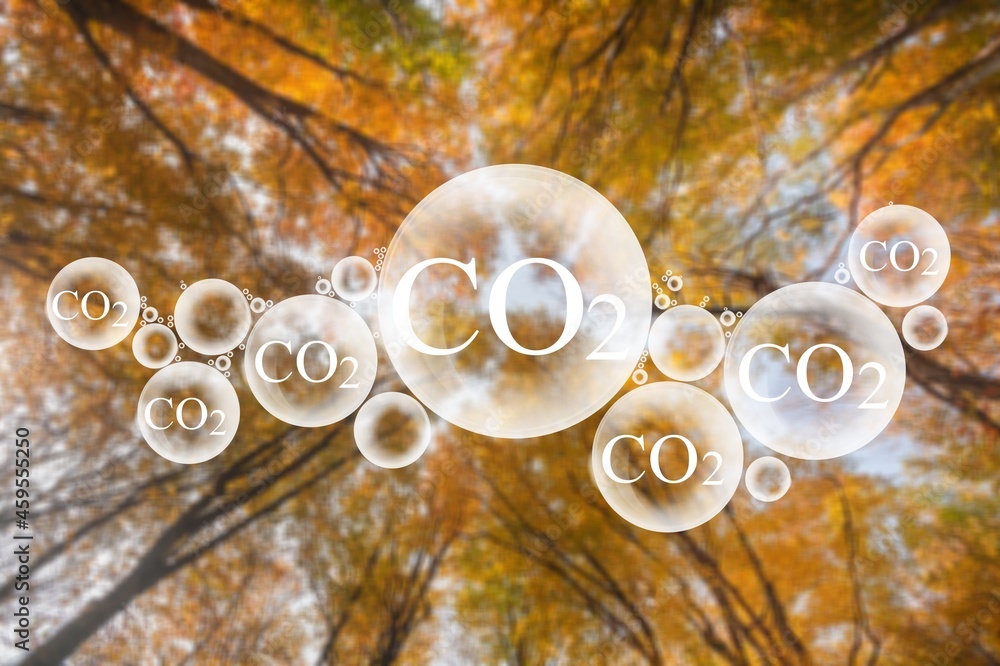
xmin=720 ymin=310 xmax=737 ymax=327
xmin=174 ymin=278 xmax=252 ymax=355
xmin=667 ymin=276 xmax=684 ymax=292
xmin=631 ymin=369 xmax=648 ymax=385
xmin=745 ymin=457 xmax=791 ymax=502
xmin=648 ymin=305 xmax=726 ymax=381
xmin=315 ymin=278 xmax=332 ymax=295
xmin=902 ymin=305 xmax=948 ymax=351
xmin=354 ymin=392 xmax=432 ymax=469
xmin=132 ymin=323 xmax=177 ymax=369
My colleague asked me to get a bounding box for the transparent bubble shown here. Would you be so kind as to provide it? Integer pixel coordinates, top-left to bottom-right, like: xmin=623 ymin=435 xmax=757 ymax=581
xmin=136 ymin=361 xmax=240 ymax=464
xmin=354 ymin=392 xmax=432 ymax=469
xmin=47 ymin=257 xmax=141 ymax=350
xmin=378 ymin=164 xmax=651 ymax=439
xmin=745 ymin=457 xmax=791 ymax=502
xmin=648 ymin=305 xmax=726 ymax=382
xmin=132 ymin=323 xmax=178 ymax=369
xmin=243 ymin=295 xmax=377 ymax=427
xmin=173 ymin=279 xmax=252 ymax=355
xmin=723 ymin=282 xmax=905 ymax=460
xmin=902 ymin=305 xmax=947 ymax=351
xmin=848 ymin=204 xmax=950 ymax=307
xmin=591 ymin=382 xmax=744 ymax=533
xmin=332 ymin=256 xmax=378 ymax=302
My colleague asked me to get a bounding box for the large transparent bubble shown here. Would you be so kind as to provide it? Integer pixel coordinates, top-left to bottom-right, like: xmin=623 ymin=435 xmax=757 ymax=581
xmin=331 ymin=256 xmax=378 ymax=302
xmin=243 ymin=295 xmax=377 ymax=427
xmin=132 ymin=323 xmax=178 ymax=369
xmin=591 ymin=382 xmax=744 ymax=533
xmin=902 ymin=305 xmax=947 ymax=351
xmin=47 ymin=257 xmax=141 ymax=350
xmin=647 ymin=305 xmax=725 ymax=381
xmin=848 ymin=204 xmax=950 ymax=307
xmin=174 ymin=278 xmax=252 ymax=355
xmin=378 ymin=164 xmax=651 ymax=439
xmin=723 ymin=282 xmax=905 ymax=460
xmin=137 ymin=362 xmax=240 ymax=464
xmin=354 ymin=392 xmax=432 ymax=469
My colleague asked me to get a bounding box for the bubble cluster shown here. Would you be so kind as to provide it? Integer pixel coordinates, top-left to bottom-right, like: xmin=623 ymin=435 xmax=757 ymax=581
xmin=47 ymin=257 xmax=141 ymax=350
xmin=243 ymin=295 xmax=377 ymax=427
xmin=315 ymin=277 xmax=333 ymax=295
xmin=834 ymin=262 xmax=851 ymax=285
xmin=902 ymin=305 xmax=948 ymax=351
xmin=648 ymin=305 xmax=726 ymax=382
xmin=136 ymin=361 xmax=240 ymax=464
xmin=848 ymin=204 xmax=950 ymax=307
xmin=354 ymin=392 xmax=432 ymax=469
xmin=745 ymin=457 xmax=791 ymax=502
xmin=591 ymin=382 xmax=744 ymax=533
xmin=723 ymin=282 xmax=905 ymax=460
xmin=378 ymin=164 xmax=651 ymax=439
xmin=632 ymin=349 xmax=650 ymax=385
xmin=331 ymin=256 xmax=378 ymax=302
xmin=132 ymin=323 xmax=178 ymax=369
xmin=173 ymin=279 xmax=252 ymax=355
